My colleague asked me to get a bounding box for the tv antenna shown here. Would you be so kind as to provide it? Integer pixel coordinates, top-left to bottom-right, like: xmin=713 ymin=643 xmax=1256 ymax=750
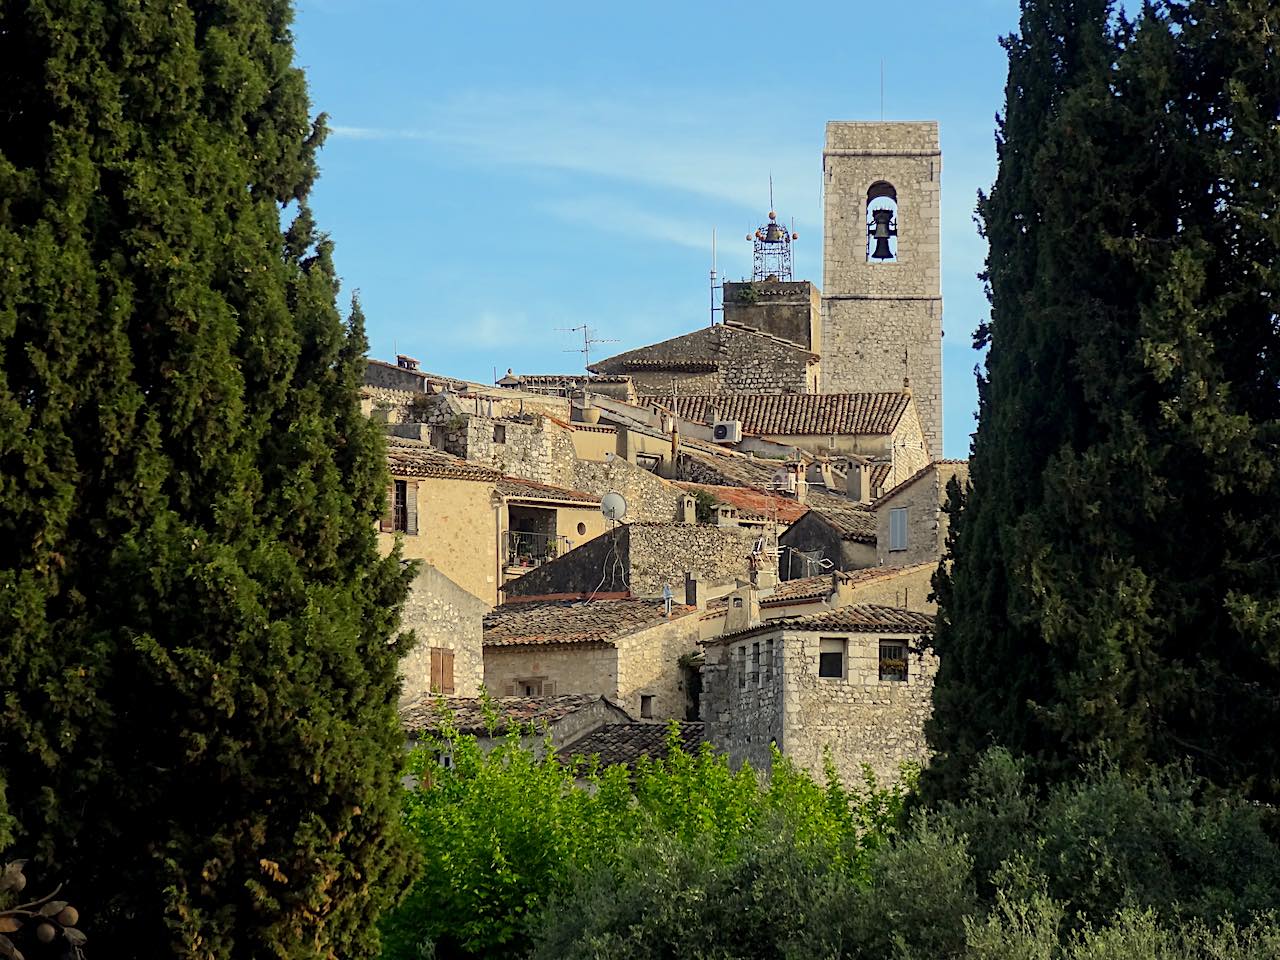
xmin=558 ymin=324 xmax=618 ymax=376
xmin=709 ymin=227 xmax=722 ymax=328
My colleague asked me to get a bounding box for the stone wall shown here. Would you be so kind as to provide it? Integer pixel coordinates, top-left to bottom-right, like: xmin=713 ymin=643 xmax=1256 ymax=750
xmin=594 ymin=324 xmax=815 ymax=397
xmin=821 ymin=121 xmax=943 ymax=459
xmin=483 ymin=644 xmax=619 ymax=700
xmin=843 ymin=564 xmax=937 ymax=614
xmin=397 ymin=565 xmax=487 ymax=704
xmin=365 ymin=359 xmax=427 ymax=393
xmin=378 ymin=475 xmax=499 ymax=605
xmin=722 ymin=281 xmax=822 ymax=354
xmin=501 ymin=530 xmax=623 ymax=599
xmin=627 ymin=522 xmax=753 ymax=598
xmin=875 ymin=462 xmax=968 ymax=567
xmin=704 ymin=627 xmax=937 ymax=785
xmin=572 ymin=456 xmax=682 ymax=523
xmin=779 ymin=513 xmax=875 ymax=578
xmin=614 ymin=615 xmax=703 ymax=720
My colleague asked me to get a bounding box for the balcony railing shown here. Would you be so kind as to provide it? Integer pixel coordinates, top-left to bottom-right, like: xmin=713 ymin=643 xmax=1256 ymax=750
xmin=505 ymin=530 xmax=571 ymax=570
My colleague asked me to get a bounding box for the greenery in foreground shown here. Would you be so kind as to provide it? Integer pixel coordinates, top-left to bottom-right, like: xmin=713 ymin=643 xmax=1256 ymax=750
xmin=384 ymin=728 xmax=1280 ymax=960
xmin=0 ymin=2 xmax=414 ymax=956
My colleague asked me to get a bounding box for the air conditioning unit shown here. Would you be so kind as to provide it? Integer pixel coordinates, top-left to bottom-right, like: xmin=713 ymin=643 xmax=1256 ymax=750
xmin=712 ymin=420 xmax=743 ymax=443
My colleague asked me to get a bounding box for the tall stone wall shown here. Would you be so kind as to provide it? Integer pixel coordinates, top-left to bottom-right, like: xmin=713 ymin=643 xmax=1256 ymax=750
xmin=875 ymin=462 xmax=968 ymax=567
xmin=704 ymin=628 xmax=937 ymax=786
xmin=483 ymin=644 xmax=619 ymax=700
xmin=627 ymin=523 xmax=753 ymax=598
xmin=396 ymin=565 xmax=488 ymax=705
xmin=722 ymin=281 xmax=822 ymax=354
xmin=614 ymin=616 xmax=703 ymax=720
xmin=500 ymin=531 xmax=623 ymax=599
xmin=572 ymin=457 xmax=682 ymax=523
xmin=821 ymin=121 xmax=943 ymax=459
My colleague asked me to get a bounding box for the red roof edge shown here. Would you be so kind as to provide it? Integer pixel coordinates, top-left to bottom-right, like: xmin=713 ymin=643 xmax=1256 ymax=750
xmin=500 ymin=591 xmax=632 ymax=604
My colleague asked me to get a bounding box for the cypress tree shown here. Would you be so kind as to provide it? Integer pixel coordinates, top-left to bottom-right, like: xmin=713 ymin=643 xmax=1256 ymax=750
xmin=924 ymin=0 xmax=1280 ymax=802
xmin=0 ymin=3 xmax=415 ymax=956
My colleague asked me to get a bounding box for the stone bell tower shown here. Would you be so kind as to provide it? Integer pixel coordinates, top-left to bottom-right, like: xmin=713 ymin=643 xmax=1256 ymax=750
xmin=821 ymin=121 xmax=943 ymax=460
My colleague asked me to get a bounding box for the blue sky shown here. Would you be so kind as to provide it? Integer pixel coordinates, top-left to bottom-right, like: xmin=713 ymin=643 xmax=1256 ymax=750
xmin=293 ymin=0 xmax=1020 ymax=460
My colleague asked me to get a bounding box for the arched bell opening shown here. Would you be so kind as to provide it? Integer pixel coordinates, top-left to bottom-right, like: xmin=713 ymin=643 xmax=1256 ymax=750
xmin=866 ymin=181 xmax=898 ymax=262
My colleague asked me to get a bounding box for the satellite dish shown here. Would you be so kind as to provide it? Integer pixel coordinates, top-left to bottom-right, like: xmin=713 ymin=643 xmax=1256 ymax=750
xmin=601 ymin=491 xmax=628 ymax=522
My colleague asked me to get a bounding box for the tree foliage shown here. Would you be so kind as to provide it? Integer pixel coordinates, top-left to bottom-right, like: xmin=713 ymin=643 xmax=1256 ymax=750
xmin=925 ymin=0 xmax=1280 ymax=802
xmin=383 ymin=719 xmax=909 ymax=960
xmin=0 ymin=2 xmax=414 ymax=955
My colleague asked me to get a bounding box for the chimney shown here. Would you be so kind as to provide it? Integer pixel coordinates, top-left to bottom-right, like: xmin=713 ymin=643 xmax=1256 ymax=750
xmin=396 ymin=354 xmax=420 ymax=371
xmin=684 ymin=572 xmax=705 ymax=610
xmin=751 ymin=559 xmax=778 ymax=594
xmin=724 ymin=583 xmax=761 ymax=634
xmin=679 ymin=495 xmax=698 ymax=524
xmin=847 ymin=463 xmax=869 ymax=504
xmin=715 ymin=505 xmax=739 ymax=528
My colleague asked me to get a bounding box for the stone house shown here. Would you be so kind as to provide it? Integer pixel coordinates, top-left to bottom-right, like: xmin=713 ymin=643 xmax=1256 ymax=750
xmin=874 ymin=460 xmax=969 ymax=567
xmin=647 ymin=392 xmax=929 ymax=484
xmin=702 ymin=604 xmax=937 ymax=785
xmin=395 ymin=564 xmax=487 ymax=704
xmin=778 ymin=496 xmax=877 ymax=579
xmin=501 ymin=521 xmax=754 ymax=601
xmin=496 ymin=476 xmax=607 ymax=585
xmin=483 ymin=598 xmax=703 ymax=720
xmin=590 ymin=322 xmax=820 ymax=396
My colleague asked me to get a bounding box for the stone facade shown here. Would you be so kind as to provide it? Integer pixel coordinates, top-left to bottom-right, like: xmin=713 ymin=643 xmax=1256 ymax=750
xmin=483 ymin=615 xmax=701 ymax=721
xmin=377 ymin=474 xmax=500 ymax=606
xmin=703 ymin=610 xmax=937 ymax=785
xmin=396 ymin=565 xmax=487 ymax=704
xmin=875 ymin=461 xmax=969 ymax=567
xmin=721 ymin=281 xmax=822 ymax=354
xmin=822 ymin=121 xmax=943 ymax=460
xmin=572 ymin=456 xmax=683 ymax=523
xmin=365 ymin=358 xmax=428 ymax=393
xmin=591 ymin=324 xmax=818 ymax=396
xmin=501 ymin=521 xmax=754 ymax=601
xmin=779 ymin=510 xmax=876 ymax=577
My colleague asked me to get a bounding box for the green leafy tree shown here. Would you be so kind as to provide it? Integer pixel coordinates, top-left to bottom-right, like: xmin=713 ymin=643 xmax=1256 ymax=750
xmin=925 ymin=0 xmax=1280 ymax=802
xmin=0 ymin=3 xmax=414 ymax=956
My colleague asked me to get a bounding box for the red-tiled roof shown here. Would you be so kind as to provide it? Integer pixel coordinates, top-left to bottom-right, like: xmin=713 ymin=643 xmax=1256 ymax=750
xmin=497 ymin=476 xmax=601 ymax=504
xmin=674 ymin=482 xmax=809 ymax=524
xmin=641 ymin=393 xmax=912 ymax=437
xmin=761 ymin=575 xmax=836 ymax=606
xmin=713 ymin=603 xmax=936 ymax=643
xmin=385 ymin=437 xmax=500 ymax=482
xmin=484 ymin=598 xmax=696 ymax=648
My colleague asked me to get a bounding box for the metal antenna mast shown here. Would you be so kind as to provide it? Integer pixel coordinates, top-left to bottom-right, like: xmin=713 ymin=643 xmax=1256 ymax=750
xmin=558 ymin=324 xmax=618 ymax=376
xmin=709 ymin=227 xmax=722 ymax=328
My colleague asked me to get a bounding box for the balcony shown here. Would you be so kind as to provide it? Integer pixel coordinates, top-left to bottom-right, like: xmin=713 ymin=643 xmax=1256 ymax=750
xmin=505 ymin=529 xmax=571 ymax=573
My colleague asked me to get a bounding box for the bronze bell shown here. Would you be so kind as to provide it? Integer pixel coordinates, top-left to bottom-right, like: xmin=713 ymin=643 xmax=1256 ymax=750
xmin=868 ymin=208 xmax=896 ymax=260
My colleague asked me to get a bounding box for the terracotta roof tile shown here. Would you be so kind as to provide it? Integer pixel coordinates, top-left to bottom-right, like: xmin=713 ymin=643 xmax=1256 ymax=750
xmin=400 ymin=694 xmax=616 ymax=736
xmin=569 ymin=722 xmax=705 ymax=769
xmin=803 ymin=490 xmax=878 ymax=544
xmin=674 ymin=482 xmax=809 ymax=524
xmin=484 ymin=598 xmax=696 ymax=648
xmin=761 ymin=575 xmax=836 ymax=606
xmin=497 ymin=477 xmax=601 ymax=504
xmin=641 ymin=393 xmax=912 ymax=437
xmin=385 ymin=437 xmax=501 ymax=482
xmin=714 ymin=603 xmax=936 ymax=643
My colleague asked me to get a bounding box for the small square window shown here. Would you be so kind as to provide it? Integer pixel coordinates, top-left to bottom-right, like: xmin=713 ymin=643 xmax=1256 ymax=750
xmin=640 ymin=695 xmax=654 ymax=718
xmin=818 ymin=638 xmax=846 ymax=679
xmin=733 ymin=597 xmax=744 ymax=608
xmin=494 ymin=424 xmax=507 ymax=444
xmin=879 ymin=641 xmax=908 ymax=682
xmin=889 ymin=507 xmax=908 ymax=551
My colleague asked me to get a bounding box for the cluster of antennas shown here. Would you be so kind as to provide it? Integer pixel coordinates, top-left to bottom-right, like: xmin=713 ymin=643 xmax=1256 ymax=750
xmin=747 ymin=210 xmax=798 ymax=282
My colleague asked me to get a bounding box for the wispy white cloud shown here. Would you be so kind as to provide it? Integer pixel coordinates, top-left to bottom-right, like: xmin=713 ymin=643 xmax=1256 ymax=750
xmin=328 ymin=89 xmax=819 ymax=225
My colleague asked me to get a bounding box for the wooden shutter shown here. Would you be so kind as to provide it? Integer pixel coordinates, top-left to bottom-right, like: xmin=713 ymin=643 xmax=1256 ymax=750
xmin=406 ymin=481 xmax=419 ymax=536
xmin=503 ymin=683 xmax=516 ymax=696
xmin=430 ymin=647 xmax=444 ymax=693
xmin=543 ymin=680 xmax=555 ymax=696
xmin=379 ymin=485 xmax=395 ymax=533
xmin=441 ymin=648 xmax=455 ymax=694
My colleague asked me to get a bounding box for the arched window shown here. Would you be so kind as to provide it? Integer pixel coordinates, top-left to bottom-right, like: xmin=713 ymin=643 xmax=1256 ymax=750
xmin=866 ymin=181 xmax=898 ymax=262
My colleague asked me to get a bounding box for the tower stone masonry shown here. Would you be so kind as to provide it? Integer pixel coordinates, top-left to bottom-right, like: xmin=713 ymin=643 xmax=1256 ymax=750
xmin=821 ymin=121 xmax=943 ymax=460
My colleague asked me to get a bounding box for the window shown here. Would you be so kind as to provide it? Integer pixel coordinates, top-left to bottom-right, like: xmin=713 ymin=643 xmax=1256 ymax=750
xmin=514 ymin=677 xmax=553 ymax=697
xmin=737 ymin=646 xmax=747 ymax=689
xmin=889 ymin=507 xmax=908 ymax=551
xmin=640 ymin=695 xmax=654 ymax=719
xmin=733 ymin=597 xmax=744 ymax=609
xmin=866 ymin=181 xmax=899 ymax=262
xmin=381 ymin=479 xmax=419 ymax=536
xmin=435 ymin=750 xmax=454 ymax=769
xmin=493 ymin=424 xmax=507 ymax=444
xmin=765 ymin=638 xmax=775 ymax=681
xmin=751 ymin=643 xmax=761 ymax=685
xmin=818 ymin=638 xmax=846 ymax=679
xmin=879 ymin=641 xmax=908 ymax=682
xmin=429 ymin=647 xmax=455 ymax=694
xmin=576 ymin=521 xmax=587 ymax=536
